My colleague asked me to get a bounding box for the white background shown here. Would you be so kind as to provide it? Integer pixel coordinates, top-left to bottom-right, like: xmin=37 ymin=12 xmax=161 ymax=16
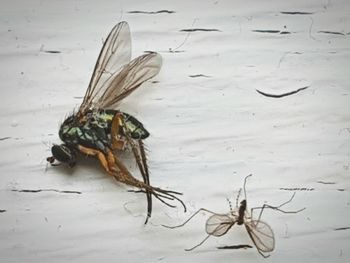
xmin=0 ymin=0 xmax=349 ymax=262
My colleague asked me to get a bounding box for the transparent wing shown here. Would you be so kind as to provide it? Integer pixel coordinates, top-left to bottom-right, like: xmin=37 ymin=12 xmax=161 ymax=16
xmin=79 ymin=21 xmax=132 ymax=115
xmin=95 ymin=52 xmax=162 ymax=109
xmin=245 ymin=220 xmax=275 ymax=253
xmin=206 ymin=214 xmax=236 ymax=236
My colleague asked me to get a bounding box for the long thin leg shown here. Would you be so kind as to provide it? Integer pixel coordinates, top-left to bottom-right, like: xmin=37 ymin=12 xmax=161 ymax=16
xmin=111 ymin=113 xmax=152 ymax=223
xmin=123 ymin=134 xmax=152 ymax=223
xmin=138 ymin=140 xmax=152 ymax=223
xmin=185 ymin=234 xmax=211 ymax=251
xmin=115 ymin=115 xmax=186 ymax=214
xmin=250 ymin=192 xmax=306 ymax=222
xmin=243 ymin=174 xmax=252 ymax=200
xmin=162 ymin=208 xmax=218 ymax=229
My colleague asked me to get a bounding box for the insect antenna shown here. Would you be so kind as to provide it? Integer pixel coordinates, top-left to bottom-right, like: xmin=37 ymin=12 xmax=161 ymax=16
xmin=226 ymin=197 xmax=235 ymax=216
xmin=235 ymin=188 xmax=242 ymax=208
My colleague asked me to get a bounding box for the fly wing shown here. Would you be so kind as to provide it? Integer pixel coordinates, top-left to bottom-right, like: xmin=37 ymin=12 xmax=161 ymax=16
xmin=245 ymin=220 xmax=275 ymax=253
xmin=79 ymin=21 xmax=131 ymax=115
xmin=96 ymin=52 xmax=162 ymax=110
xmin=206 ymin=214 xmax=236 ymax=237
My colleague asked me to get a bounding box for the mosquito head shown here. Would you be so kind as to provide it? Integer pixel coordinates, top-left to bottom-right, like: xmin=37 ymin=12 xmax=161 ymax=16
xmin=47 ymin=144 xmax=76 ymax=168
xmin=240 ymin=199 xmax=247 ymax=208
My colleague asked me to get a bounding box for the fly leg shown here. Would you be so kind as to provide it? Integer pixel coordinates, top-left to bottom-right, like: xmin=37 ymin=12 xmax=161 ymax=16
xmin=78 ymin=144 xmax=146 ymax=185
xmin=78 ymin=145 xmax=118 ymax=174
xmin=110 ymin=112 xmax=152 ymax=223
xmin=111 ymin=152 xmax=186 ymax=215
xmin=77 ymin=145 xmax=186 ymax=221
xmin=110 ymin=112 xmax=126 ymax=151
xmin=124 ymin=139 xmax=152 ymax=223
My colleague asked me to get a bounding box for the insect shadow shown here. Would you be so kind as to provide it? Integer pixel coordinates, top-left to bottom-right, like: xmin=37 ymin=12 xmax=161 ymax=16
xmin=163 ymin=174 xmax=305 ymax=258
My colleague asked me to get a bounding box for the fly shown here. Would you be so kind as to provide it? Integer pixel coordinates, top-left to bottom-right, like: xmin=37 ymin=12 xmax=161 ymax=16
xmin=47 ymin=21 xmax=186 ymax=223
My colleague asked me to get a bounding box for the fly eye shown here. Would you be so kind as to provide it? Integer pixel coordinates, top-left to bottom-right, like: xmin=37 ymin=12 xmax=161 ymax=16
xmin=51 ymin=144 xmax=76 ymax=166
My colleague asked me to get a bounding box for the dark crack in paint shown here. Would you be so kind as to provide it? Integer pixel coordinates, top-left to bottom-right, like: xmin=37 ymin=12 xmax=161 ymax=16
xmin=318 ymin=31 xmax=345 ymax=36
xmin=128 ymin=10 xmax=175 ymax=14
xmin=189 ymin=74 xmax=211 ymax=78
xmin=252 ymin=30 xmax=280 ymax=34
xmin=281 ymin=11 xmax=314 ymax=15
xmin=280 ymin=187 xmax=314 ymax=191
xmin=256 ymin=86 xmax=309 ymax=98
xmin=217 ymin=244 xmax=253 ymax=249
xmin=334 ymin=227 xmax=350 ymax=231
xmin=12 ymin=189 xmax=82 ymax=194
xmin=180 ymin=28 xmax=220 ymax=32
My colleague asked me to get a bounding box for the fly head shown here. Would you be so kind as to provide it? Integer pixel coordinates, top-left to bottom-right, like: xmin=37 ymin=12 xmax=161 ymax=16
xmin=47 ymin=144 xmax=77 ymax=168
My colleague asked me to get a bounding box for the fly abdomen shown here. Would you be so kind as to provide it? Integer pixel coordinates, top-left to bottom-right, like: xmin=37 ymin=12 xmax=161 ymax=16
xmin=121 ymin=112 xmax=150 ymax=140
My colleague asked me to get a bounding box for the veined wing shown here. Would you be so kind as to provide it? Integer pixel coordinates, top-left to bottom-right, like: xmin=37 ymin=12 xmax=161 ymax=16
xmin=245 ymin=219 xmax=275 ymax=253
xmin=95 ymin=52 xmax=162 ymax=110
xmin=79 ymin=21 xmax=132 ymax=115
xmin=206 ymin=213 xmax=237 ymax=237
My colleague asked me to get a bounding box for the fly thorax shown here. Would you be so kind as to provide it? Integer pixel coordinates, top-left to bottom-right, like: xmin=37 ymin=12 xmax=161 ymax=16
xmin=90 ymin=110 xmax=114 ymax=129
xmin=121 ymin=112 xmax=150 ymax=140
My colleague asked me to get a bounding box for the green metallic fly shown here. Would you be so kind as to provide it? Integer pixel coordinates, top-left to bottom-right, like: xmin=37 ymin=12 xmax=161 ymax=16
xmin=47 ymin=21 xmax=186 ymax=223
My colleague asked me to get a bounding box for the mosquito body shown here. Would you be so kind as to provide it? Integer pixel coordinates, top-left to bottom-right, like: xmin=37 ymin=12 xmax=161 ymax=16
xmin=47 ymin=21 xmax=186 ymax=223
xmin=163 ymin=175 xmax=305 ymax=257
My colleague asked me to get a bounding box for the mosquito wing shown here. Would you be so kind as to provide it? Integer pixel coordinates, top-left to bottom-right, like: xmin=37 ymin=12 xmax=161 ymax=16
xmin=245 ymin=220 xmax=275 ymax=253
xmin=206 ymin=213 xmax=237 ymax=237
xmin=79 ymin=21 xmax=132 ymax=115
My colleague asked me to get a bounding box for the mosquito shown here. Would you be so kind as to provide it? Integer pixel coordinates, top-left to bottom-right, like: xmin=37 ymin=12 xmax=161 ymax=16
xmin=46 ymin=21 xmax=186 ymax=223
xmin=163 ymin=174 xmax=305 ymax=257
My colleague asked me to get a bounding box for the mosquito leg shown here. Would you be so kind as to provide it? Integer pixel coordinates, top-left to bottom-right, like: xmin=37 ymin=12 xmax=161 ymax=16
xmin=243 ymin=174 xmax=252 ymax=200
xmin=257 ymin=249 xmax=270 ymax=258
xmin=185 ymin=234 xmax=212 ymax=251
xmin=250 ymin=192 xmax=305 ymax=222
xmin=162 ymin=208 xmax=218 ymax=229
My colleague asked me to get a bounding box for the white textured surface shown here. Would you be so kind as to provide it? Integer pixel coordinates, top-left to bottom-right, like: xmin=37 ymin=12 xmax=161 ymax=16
xmin=0 ymin=0 xmax=349 ymax=262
